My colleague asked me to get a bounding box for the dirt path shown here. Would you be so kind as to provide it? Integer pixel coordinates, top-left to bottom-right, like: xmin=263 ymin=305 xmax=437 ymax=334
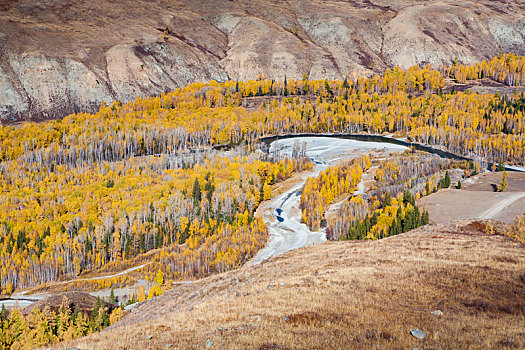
xmin=355 ymin=165 xmax=378 ymax=195
xmin=478 ymin=192 xmax=525 ymax=219
xmin=50 ymin=263 xmax=151 ymax=286
xmin=419 ymin=188 xmax=525 ymax=225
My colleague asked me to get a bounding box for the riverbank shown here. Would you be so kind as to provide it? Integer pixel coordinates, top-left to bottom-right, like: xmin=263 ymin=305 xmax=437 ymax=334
xmin=259 ymin=133 xmax=525 ymax=172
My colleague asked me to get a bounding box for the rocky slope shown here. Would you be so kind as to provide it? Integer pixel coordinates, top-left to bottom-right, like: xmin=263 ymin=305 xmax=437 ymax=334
xmin=1 ymin=0 xmax=525 ymax=122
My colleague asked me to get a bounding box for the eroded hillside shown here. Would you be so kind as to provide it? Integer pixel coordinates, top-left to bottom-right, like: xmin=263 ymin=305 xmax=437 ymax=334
xmin=1 ymin=0 xmax=525 ymax=122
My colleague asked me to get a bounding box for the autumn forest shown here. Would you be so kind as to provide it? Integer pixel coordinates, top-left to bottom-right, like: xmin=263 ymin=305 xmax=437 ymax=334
xmin=1 ymin=53 xmax=525 ymax=347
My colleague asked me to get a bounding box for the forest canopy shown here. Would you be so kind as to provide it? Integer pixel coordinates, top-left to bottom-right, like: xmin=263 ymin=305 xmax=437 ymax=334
xmin=1 ymin=53 xmax=524 ymax=296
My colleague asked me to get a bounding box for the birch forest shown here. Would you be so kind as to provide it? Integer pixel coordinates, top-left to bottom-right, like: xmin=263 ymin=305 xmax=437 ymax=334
xmin=1 ymin=53 xmax=525 ymax=296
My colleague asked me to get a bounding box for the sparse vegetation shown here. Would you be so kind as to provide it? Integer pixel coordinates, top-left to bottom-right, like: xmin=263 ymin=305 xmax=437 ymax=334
xmin=507 ymin=212 xmax=525 ymax=243
xmin=163 ymin=26 xmax=170 ymax=41
xmin=485 ymin=220 xmax=495 ymax=235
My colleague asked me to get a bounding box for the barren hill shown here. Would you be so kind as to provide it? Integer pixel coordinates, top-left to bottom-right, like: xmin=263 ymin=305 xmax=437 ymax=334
xmin=65 ymin=221 xmax=525 ymax=349
xmin=1 ymin=0 xmax=525 ymax=122
xmin=22 ymin=291 xmax=117 ymax=317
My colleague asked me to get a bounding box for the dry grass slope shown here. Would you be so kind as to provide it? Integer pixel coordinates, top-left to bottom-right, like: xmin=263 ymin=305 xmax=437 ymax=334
xmin=65 ymin=221 xmax=525 ymax=349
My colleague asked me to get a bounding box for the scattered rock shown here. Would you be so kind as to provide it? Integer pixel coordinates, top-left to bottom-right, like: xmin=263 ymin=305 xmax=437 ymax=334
xmin=410 ymin=329 xmax=426 ymax=339
xmin=205 ymin=339 xmax=213 ymax=348
xmin=431 ymin=310 xmax=443 ymax=316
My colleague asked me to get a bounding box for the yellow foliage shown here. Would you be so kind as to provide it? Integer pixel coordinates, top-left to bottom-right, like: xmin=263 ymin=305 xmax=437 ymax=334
xmin=155 ymin=269 xmax=164 ymax=286
xmin=1 ymin=55 xmax=524 ymax=295
xmin=109 ymin=307 xmax=123 ymax=326
xmin=138 ymin=285 xmax=146 ymax=302
xmin=263 ymin=183 xmax=272 ymax=201
xmin=147 ymin=284 xmax=163 ymax=299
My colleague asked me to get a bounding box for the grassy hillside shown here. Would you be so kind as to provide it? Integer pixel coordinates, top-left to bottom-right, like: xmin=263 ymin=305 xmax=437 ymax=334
xmin=66 ymin=221 xmax=525 ymax=349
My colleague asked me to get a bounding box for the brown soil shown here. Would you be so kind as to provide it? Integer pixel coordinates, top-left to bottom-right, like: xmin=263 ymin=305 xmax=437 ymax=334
xmin=418 ymin=172 xmax=525 ymax=224
xmin=64 ymin=222 xmax=525 ymax=349
xmin=461 ymin=171 xmax=525 ymax=192
xmin=418 ymin=189 xmax=525 ymax=224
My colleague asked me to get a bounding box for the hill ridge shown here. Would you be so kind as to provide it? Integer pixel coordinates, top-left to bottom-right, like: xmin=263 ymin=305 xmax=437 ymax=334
xmin=1 ymin=0 xmax=525 ymax=122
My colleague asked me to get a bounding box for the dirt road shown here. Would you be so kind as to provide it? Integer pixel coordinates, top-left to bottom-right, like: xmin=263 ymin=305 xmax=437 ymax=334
xmin=419 ymin=189 xmax=525 ymax=224
xmin=478 ymin=192 xmax=525 ymax=219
